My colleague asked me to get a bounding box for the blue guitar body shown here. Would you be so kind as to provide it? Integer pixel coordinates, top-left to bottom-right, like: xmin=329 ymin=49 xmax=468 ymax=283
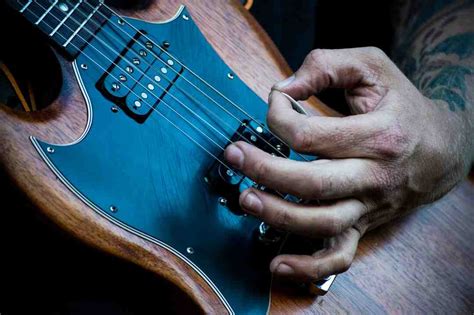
xmin=3 ymin=1 xmax=473 ymax=314
xmin=32 ymin=6 xmax=286 ymax=314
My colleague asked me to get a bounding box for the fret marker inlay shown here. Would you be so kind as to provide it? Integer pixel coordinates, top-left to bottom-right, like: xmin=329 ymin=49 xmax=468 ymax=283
xmin=62 ymin=1 xmax=102 ymax=47
xmin=58 ymin=2 xmax=69 ymax=12
xmin=50 ymin=0 xmax=83 ymax=36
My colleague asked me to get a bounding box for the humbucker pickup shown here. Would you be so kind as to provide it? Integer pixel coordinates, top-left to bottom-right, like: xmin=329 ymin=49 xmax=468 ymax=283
xmin=99 ymin=34 xmax=183 ymax=121
xmin=206 ymin=120 xmax=293 ymax=216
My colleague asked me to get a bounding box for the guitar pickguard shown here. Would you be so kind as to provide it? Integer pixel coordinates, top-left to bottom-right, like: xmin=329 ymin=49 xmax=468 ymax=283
xmin=32 ymin=6 xmax=282 ymax=314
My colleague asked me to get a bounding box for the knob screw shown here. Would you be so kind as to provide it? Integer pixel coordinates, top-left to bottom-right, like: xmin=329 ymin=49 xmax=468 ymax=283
xmin=258 ymin=222 xmax=282 ymax=244
xmin=219 ymin=197 xmax=227 ymax=206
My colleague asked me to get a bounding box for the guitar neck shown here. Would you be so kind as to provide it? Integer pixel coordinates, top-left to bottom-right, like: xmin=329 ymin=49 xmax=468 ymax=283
xmin=6 ymin=0 xmax=113 ymax=58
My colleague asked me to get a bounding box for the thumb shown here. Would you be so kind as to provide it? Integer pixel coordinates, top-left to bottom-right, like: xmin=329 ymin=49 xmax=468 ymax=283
xmin=272 ymin=48 xmax=391 ymax=105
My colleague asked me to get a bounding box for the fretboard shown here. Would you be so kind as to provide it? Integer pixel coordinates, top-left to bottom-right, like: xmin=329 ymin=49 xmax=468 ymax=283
xmin=6 ymin=0 xmax=112 ymax=58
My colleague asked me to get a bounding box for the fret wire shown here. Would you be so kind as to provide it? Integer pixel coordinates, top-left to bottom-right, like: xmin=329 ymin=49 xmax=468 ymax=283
xmin=35 ymin=0 xmax=58 ymax=25
xmin=63 ymin=1 xmax=102 ymax=47
xmin=18 ymin=0 xmax=290 ymax=199
xmin=19 ymin=0 xmax=32 ymax=13
xmin=75 ymin=0 xmax=290 ymax=164
xmin=101 ymin=3 xmax=311 ymax=163
xmin=50 ymin=0 xmax=83 ymax=36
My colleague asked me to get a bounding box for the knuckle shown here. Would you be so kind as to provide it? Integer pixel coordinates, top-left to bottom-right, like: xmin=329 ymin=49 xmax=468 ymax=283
xmin=368 ymin=165 xmax=401 ymax=194
xmin=307 ymin=49 xmax=333 ymax=87
xmin=308 ymin=261 xmax=323 ymax=281
xmin=271 ymin=209 xmax=292 ymax=231
xmin=364 ymin=46 xmax=388 ymax=61
xmin=359 ymin=47 xmax=391 ymax=82
xmin=266 ymin=107 xmax=279 ymax=130
xmin=369 ymin=165 xmax=390 ymax=189
xmin=308 ymin=49 xmax=327 ymax=66
xmin=371 ymin=123 xmax=410 ymax=159
xmin=308 ymin=170 xmax=330 ymax=199
xmin=337 ymin=252 xmax=354 ymax=273
xmin=323 ymin=215 xmax=345 ymax=236
xmin=291 ymin=122 xmax=314 ymax=152
xmin=252 ymin=159 xmax=269 ymax=183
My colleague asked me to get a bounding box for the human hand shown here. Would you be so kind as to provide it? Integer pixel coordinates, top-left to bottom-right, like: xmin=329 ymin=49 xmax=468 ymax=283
xmin=224 ymin=47 xmax=472 ymax=282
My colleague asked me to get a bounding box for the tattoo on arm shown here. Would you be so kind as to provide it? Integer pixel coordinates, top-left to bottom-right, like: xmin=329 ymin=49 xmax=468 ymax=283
xmin=392 ymin=0 xmax=474 ymax=112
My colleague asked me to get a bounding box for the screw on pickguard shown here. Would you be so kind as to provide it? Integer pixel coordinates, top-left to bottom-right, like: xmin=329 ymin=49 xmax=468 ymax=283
xmin=97 ymin=33 xmax=182 ymax=123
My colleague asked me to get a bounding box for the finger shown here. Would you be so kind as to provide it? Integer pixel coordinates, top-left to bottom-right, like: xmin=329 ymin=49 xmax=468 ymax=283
xmin=267 ymin=90 xmax=387 ymax=158
xmin=270 ymin=228 xmax=361 ymax=282
xmin=225 ymin=141 xmax=376 ymax=200
xmin=239 ymin=189 xmax=367 ymax=237
xmin=272 ymin=47 xmax=394 ymax=101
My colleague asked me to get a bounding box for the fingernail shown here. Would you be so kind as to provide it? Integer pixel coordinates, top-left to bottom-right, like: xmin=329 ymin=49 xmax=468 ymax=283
xmin=275 ymin=264 xmax=294 ymax=276
xmin=224 ymin=144 xmax=244 ymax=169
xmin=241 ymin=191 xmax=263 ymax=216
xmin=273 ymin=75 xmax=295 ymax=90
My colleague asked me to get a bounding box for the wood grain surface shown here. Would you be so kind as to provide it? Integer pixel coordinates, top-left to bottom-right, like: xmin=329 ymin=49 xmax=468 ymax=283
xmin=0 ymin=0 xmax=472 ymax=314
xmin=270 ymin=177 xmax=474 ymax=314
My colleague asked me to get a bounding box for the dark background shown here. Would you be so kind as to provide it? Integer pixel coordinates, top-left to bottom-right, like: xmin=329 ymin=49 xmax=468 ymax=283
xmin=0 ymin=1 xmax=393 ymax=314
xmin=251 ymin=0 xmax=393 ymax=70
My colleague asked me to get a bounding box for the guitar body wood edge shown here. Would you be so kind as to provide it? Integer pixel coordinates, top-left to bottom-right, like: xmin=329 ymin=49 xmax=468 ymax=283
xmin=1 ymin=0 xmax=473 ymax=314
xmin=0 ymin=0 xmax=330 ymax=314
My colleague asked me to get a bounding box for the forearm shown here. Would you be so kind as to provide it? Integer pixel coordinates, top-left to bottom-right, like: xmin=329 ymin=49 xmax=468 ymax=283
xmin=392 ymin=0 xmax=474 ymax=166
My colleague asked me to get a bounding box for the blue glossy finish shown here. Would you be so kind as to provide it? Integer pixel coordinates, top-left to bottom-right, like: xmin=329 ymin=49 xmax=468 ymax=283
xmin=34 ymin=8 xmax=299 ymax=314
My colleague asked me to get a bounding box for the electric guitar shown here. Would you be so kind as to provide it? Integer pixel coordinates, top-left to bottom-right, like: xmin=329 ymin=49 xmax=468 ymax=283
xmin=1 ymin=0 xmax=473 ymax=314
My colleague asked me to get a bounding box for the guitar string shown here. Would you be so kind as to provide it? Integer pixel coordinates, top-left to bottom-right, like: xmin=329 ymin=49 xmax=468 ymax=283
xmin=33 ymin=0 xmax=292 ymax=194
xmin=22 ymin=3 xmax=239 ymax=178
xmin=32 ymin=0 xmax=294 ymax=168
xmin=18 ymin=0 xmax=310 ymax=163
xmin=99 ymin=1 xmax=310 ymax=162
xmin=62 ymin=0 xmax=287 ymax=161
xmin=24 ymin=0 xmax=285 ymax=198
xmin=75 ymin=0 xmax=297 ymax=162
xmin=29 ymin=0 xmax=294 ymax=198
xmin=31 ymin=0 xmax=232 ymax=151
